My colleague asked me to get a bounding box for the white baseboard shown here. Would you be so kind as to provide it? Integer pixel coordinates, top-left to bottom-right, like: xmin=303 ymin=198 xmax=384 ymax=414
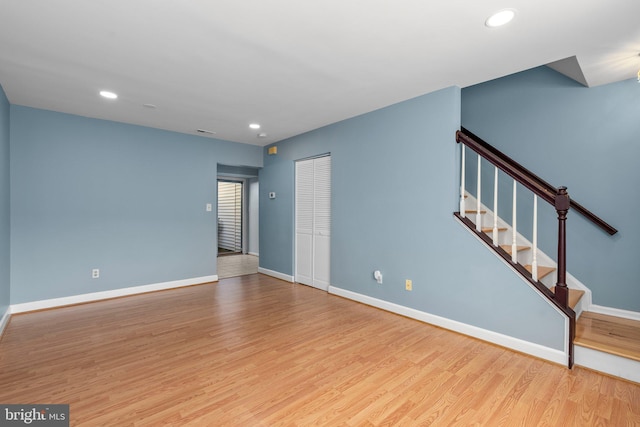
xmin=248 ymin=252 xmax=259 ymax=257
xmin=0 ymin=306 xmax=10 ymax=338
xmin=588 ymin=304 xmax=640 ymax=322
xmin=328 ymin=285 xmax=568 ymax=366
xmin=257 ymin=267 xmax=294 ymax=283
xmin=575 ymin=345 xmax=640 ymax=384
xmin=10 ymin=275 xmax=218 ymax=314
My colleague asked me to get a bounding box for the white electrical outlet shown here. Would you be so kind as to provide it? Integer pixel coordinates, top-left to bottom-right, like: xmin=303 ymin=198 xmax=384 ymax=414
xmin=373 ymin=270 xmax=382 ymax=284
xmin=206 ymin=203 xmax=212 ymax=212
xmin=92 ymin=269 xmax=100 ymax=279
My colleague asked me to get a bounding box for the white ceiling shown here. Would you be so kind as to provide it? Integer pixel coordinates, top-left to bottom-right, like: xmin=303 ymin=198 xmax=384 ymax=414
xmin=1 ymin=0 xmax=639 ymax=146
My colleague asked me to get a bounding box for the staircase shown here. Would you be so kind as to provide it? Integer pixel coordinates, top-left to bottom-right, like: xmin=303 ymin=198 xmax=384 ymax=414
xmin=460 ymin=194 xmax=640 ymax=383
xmin=461 ymin=193 xmax=588 ymax=316
xmin=455 ymin=128 xmax=640 ymax=384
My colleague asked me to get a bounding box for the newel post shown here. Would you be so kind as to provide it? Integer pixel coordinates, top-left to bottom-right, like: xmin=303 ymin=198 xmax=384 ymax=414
xmin=555 ymin=186 xmax=570 ymax=308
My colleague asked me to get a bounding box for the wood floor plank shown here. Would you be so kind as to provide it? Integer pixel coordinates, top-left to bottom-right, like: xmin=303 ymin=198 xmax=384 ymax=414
xmin=0 ymin=274 xmax=638 ymax=426
xmin=217 ymin=253 xmax=259 ymax=279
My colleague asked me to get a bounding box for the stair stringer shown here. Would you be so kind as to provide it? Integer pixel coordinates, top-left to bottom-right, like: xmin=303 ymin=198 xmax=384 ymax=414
xmin=462 ymin=193 xmax=592 ymax=318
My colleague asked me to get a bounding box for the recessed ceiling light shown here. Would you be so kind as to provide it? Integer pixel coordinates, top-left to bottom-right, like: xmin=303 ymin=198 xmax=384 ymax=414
xmin=485 ymin=9 xmax=516 ymax=27
xmin=249 ymin=123 xmax=261 ymax=130
xmin=99 ymin=90 xmax=118 ymax=99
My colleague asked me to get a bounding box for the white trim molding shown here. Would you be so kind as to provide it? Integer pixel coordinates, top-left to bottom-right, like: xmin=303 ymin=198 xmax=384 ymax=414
xmin=258 ymin=267 xmax=294 ymax=283
xmin=10 ymin=275 xmax=218 ymax=314
xmin=328 ymin=285 xmax=568 ymax=366
xmin=248 ymin=252 xmax=259 ymax=257
xmin=0 ymin=306 xmax=11 ymax=338
xmin=575 ymin=345 xmax=640 ymax=384
xmin=587 ymin=304 xmax=640 ymax=322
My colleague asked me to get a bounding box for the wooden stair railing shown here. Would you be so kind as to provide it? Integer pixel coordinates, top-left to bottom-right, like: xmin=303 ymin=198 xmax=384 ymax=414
xmin=454 ymin=128 xmax=618 ymax=368
xmin=457 ymin=128 xmax=618 ymax=236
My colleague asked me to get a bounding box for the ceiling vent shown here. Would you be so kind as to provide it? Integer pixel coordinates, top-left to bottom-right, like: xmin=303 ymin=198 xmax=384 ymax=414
xmin=196 ymin=129 xmax=216 ymax=135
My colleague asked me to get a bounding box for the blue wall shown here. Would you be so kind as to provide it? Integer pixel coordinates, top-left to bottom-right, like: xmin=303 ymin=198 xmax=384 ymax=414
xmin=462 ymin=66 xmax=640 ymax=311
xmin=10 ymin=106 xmax=262 ymax=303
xmin=0 ymin=86 xmax=10 ymax=318
xmin=260 ymin=86 xmax=566 ymax=350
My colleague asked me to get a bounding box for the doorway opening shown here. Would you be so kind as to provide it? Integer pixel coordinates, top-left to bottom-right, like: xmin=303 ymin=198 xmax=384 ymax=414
xmin=216 ymin=164 xmax=260 ymax=279
xmin=217 ymin=180 xmax=243 ymax=256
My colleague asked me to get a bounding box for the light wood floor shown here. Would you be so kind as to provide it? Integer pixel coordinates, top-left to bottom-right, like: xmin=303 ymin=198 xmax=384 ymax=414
xmin=1 ymin=274 xmax=638 ymax=426
xmin=217 ymin=254 xmax=259 ymax=279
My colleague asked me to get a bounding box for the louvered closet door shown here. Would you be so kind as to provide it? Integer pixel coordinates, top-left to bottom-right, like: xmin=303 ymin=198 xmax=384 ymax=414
xmin=295 ymin=155 xmax=331 ymax=291
xmin=295 ymin=160 xmax=314 ymax=286
xmin=312 ymin=156 xmax=331 ymax=289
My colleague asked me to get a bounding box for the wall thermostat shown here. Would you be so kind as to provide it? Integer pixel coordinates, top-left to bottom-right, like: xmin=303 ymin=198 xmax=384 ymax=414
xmin=269 ymin=192 xmax=276 ymax=199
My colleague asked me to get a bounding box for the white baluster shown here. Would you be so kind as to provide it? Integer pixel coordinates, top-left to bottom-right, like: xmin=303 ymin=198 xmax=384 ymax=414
xmin=511 ymin=180 xmax=518 ymax=263
xmin=532 ymin=195 xmax=538 ymax=281
xmin=460 ymin=145 xmax=466 ymax=218
xmin=476 ymin=155 xmax=482 ymax=231
xmin=492 ymin=167 xmax=499 ymax=246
